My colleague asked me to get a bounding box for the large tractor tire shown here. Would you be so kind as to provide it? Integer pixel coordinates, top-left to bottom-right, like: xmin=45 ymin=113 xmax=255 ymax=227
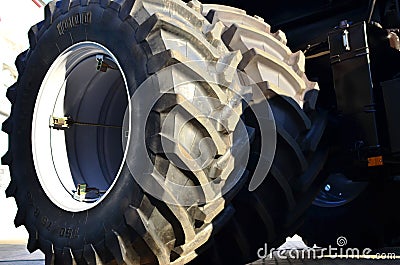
xmin=189 ymin=4 xmax=328 ymax=264
xmin=3 ymin=0 xmax=326 ymax=264
xmin=3 ymin=0 xmax=249 ymax=264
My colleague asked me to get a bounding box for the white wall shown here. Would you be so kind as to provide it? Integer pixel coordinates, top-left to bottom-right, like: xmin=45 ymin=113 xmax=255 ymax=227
xmin=0 ymin=0 xmax=43 ymax=243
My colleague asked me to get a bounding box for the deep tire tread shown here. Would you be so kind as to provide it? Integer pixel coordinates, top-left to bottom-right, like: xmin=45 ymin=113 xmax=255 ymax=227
xmin=83 ymin=244 xmax=98 ymax=265
xmin=6 ymin=84 xmax=17 ymax=104
xmin=270 ymin=165 xmax=296 ymax=210
xmin=5 ymin=180 xmax=17 ymax=198
xmin=4 ymin=0 xmax=244 ymax=264
xmin=2 ymin=118 xmax=12 ymax=134
xmin=276 ymin=125 xmax=308 ymax=172
xmin=14 ymin=207 xmax=26 ymax=228
xmin=132 ymin=1 xmax=249 ymax=262
xmin=1 ymin=151 xmax=12 ymax=165
xmin=190 ymin=3 xmax=327 ymax=264
xmin=27 ymin=229 xmax=39 ymax=253
xmin=4 ymin=1 xmax=326 ymax=265
xmin=105 ymin=232 xmax=125 ymax=264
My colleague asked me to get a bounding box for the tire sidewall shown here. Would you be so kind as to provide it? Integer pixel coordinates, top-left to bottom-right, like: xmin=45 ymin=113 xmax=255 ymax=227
xmin=11 ymin=2 xmax=146 ymax=251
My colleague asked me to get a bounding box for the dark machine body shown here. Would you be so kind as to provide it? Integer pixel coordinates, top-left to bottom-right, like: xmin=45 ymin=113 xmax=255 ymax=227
xmin=205 ymin=0 xmax=400 ymax=178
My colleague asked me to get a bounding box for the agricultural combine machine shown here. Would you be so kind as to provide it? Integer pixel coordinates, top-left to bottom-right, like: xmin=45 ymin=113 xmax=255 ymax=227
xmin=2 ymin=0 xmax=400 ymax=263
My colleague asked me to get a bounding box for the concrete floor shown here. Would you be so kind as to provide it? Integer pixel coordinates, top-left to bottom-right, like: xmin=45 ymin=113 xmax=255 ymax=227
xmin=0 ymin=245 xmax=44 ymax=265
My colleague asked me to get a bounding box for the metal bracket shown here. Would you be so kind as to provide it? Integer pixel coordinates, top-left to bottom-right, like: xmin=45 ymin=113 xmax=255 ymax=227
xmin=73 ymin=183 xmax=87 ymax=202
xmin=342 ymin=29 xmax=351 ymax=51
xmin=73 ymin=183 xmax=105 ymax=202
xmin=96 ymin=55 xmax=118 ymax=72
xmin=50 ymin=116 xmax=71 ymax=130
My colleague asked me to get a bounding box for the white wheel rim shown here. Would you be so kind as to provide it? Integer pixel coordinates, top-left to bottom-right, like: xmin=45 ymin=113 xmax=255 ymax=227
xmin=32 ymin=42 xmax=130 ymax=212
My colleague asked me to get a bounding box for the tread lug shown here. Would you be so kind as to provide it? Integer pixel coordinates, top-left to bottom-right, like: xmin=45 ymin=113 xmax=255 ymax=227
xmin=5 ymin=180 xmax=17 ymax=198
xmin=15 ymin=51 xmax=28 ymax=74
xmin=2 ymin=117 xmax=12 ymax=134
xmin=6 ymin=84 xmax=17 ymax=103
xmin=113 ymin=230 xmax=141 ymax=265
xmin=272 ymin=29 xmax=287 ymax=45
xmin=276 ymin=125 xmax=308 ymax=172
xmin=187 ymin=0 xmax=203 ymax=13
xmin=293 ymin=148 xmax=328 ymax=192
xmin=147 ymin=50 xmax=184 ymax=74
xmin=44 ymin=1 xmax=57 ymax=21
xmin=14 ymin=208 xmax=25 ymax=227
xmin=1 ymin=151 xmax=12 ymax=165
xmin=42 ymin=241 xmax=55 ymax=265
xmin=205 ymin=21 xmax=225 ymax=47
xmin=28 ymin=26 xmax=39 ymax=49
xmin=27 ymin=230 xmax=39 ymax=253
xmin=124 ymin=205 xmax=170 ymax=264
xmin=60 ymin=0 xmax=71 ymax=14
xmin=105 ymin=231 xmax=124 ymax=264
xmin=100 ymin=0 xmax=110 ymax=8
xmin=83 ymin=244 xmax=97 ymax=264
xmin=270 ymin=165 xmax=296 ymax=210
xmin=119 ymin=0 xmax=135 ymax=20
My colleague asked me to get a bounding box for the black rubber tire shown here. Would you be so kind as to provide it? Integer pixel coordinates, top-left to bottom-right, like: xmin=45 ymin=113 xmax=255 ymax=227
xmin=2 ymin=0 xmax=250 ymax=264
xmin=187 ymin=4 xmax=329 ymax=265
xmin=3 ymin=1 xmax=328 ymax=265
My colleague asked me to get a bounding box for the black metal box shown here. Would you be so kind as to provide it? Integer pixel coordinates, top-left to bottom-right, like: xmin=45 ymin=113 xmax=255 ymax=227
xmin=381 ymin=78 xmax=400 ymax=153
xmin=328 ymin=22 xmax=380 ymax=147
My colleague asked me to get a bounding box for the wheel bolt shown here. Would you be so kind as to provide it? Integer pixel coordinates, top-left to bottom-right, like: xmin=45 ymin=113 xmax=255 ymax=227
xmin=324 ymin=184 xmax=331 ymax=192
